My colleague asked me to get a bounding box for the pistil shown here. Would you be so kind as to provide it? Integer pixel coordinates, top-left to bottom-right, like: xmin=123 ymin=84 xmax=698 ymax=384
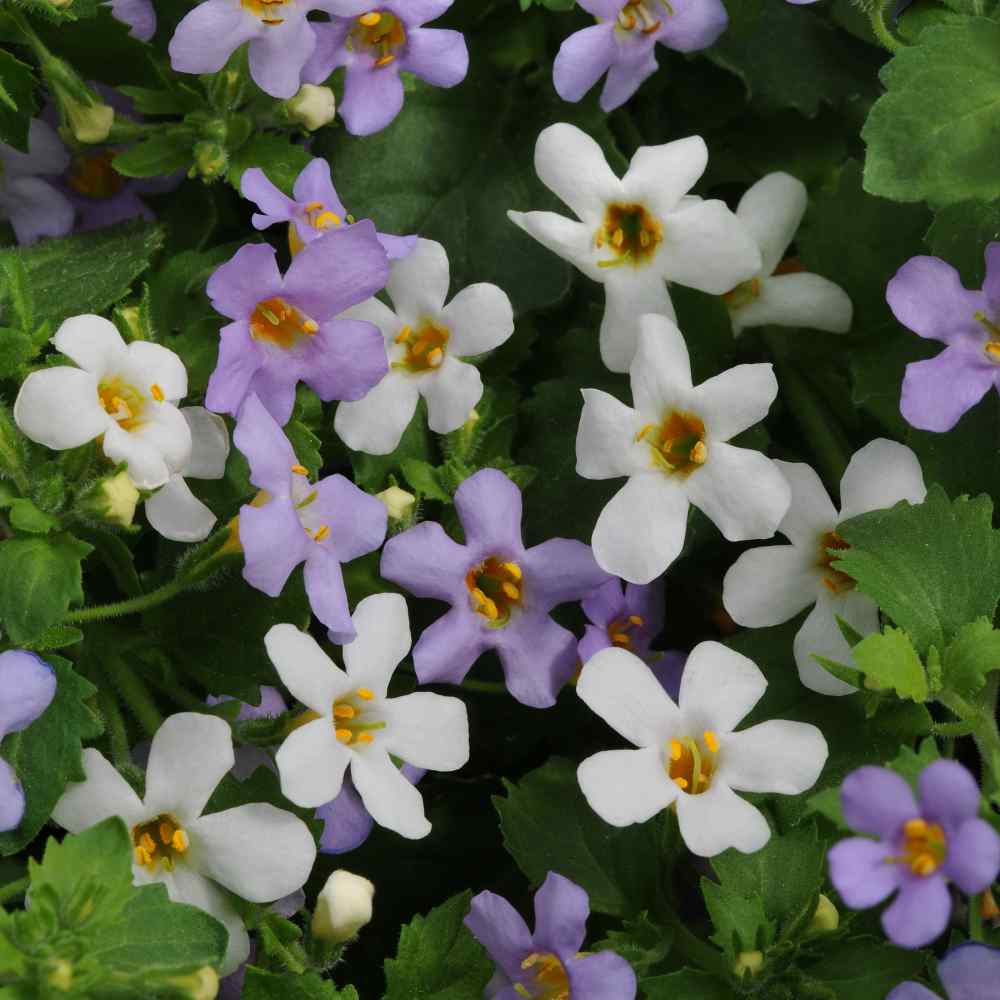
xmin=667 ymin=731 xmax=718 ymax=795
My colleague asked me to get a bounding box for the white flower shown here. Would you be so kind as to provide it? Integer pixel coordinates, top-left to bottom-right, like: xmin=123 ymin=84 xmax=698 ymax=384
xmin=576 ymin=642 xmax=827 ymax=857
xmin=507 ymin=123 xmax=760 ymax=372
xmin=267 ymin=592 xmax=469 ymax=839
xmin=312 ymin=870 xmax=374 ymax=943
xmin=722 ymin=173 xmax=853 ymax=337
xmin=576 ymin=313 xmax=790 ymax=585
xmin=723 ymin=439 xmax=926 ymax=696
xmin=334 ymin=240 xmax=514 ymax=455
xmin=14 ymin=315 xmax=191 ymax=490
xmin=52 ymin=712 xmax=316 ymax=975
xmin=145 ymin=407 xmax=229 ymax=542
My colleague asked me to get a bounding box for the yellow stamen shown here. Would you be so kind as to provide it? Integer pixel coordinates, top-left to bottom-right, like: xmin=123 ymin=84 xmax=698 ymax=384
xmin=357 ymin=732 xmax=374 ymax=744
xmin=912 ymin=855 xmax=937 ymax=877
xmin=135 ymin=846 xmax=151 ymax=866
xmin=673 ymin=777 xmax=688 ymax=790
xmin=690 ymin=441 xmax=708 ymax=465
xmin=359 ymin=10 xmax=381 ymax=24
xmin=357 ymin=688 xmax=374 ymax=700
xmin=501 ymin=582 xmax=520 ymax=601
xmin=670 ymin=739 xmax=683 ymax=761
xmin=395 ymin=324 xmax=413 ymax=344
xmin=302 ymin=319 xmax=319 ymax=334
xmin=112 ymin=396 xmax=133 ymax=420
xmin=612 ymin=228 xmax=625 ymax=248
xmin=159 ymin=822 xmax=173 ymax=844
xmin=140 ymin=833 xmax=157 ymax=854
xmin=291 ymin=464 xmax=308 ymax=475
xmin=427 ymin=347 xmax=444 ymax=367
xmin=313 ymin=211 xmax=341 ymax=229
xmin=703 ymin=730 xmax=720 ymax=753
xmin=171 ymin=829 xmax=189 ymax=852
xmin=304 ymin=200 xmax=323 ymax=212
xmin=628 ymin=615 xmax=644 ymax=626
xmin=313 ymin=524 xmax=330 ymax=542
xmin=335 ymin=729 xmax=352 ymax=744
xmin=375 ymin=54 xmax=396 ymax=66
xmin=503 ymin=561 xmax=522 ymax=580
xmin=150 ymin=383 xmax=164 ymax=402
xmin=611 ymin=633 xmax=631 ymax=646
xmin=635 ymin=423 xmax=655 ymax=442
xmin=333 ymin=704 xmax=356 ymax=719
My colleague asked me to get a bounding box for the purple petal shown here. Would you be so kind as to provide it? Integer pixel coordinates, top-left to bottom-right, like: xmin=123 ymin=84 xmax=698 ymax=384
xmin=582 ymin=579 xmax=625 ymax=627
xmin=240 ymin=500 xmax=309 ymax=596
xmin=886 ymin=255 xmax=986 ymax=346
xmin=303 ymin=319 xmax=387 ymax=402
xmin=939 ymin=943 xmax=1000 ymax=1000
xmin=385 ymin=0 xmax=453 ymax=23
xmin=380 ymin=521 xmax=470 ymax=604
xmin=400 ymin=28 xmax=468 ymax=88
xmin=207 ymin=243 xmax=283 ymax=321
xmin=108 ymin=0 xmax=156 ymax=41
xmin=232 ymin=393 xmax=297 ymax=496
xmin=553 ymin=24 xmax=617 ymax=104
xmin=918 ymin=759 xmax=982 ymax=831
xmin=600 ymin=46 xmax=657 ymax=112
xmin=206 ymin=321 xmax=263 ymax=420
xmin=455 ymin=469 xmax=525 ymax=557
xmin=241 ymin=167 xmax=296 ymax=229
xmin=532 ymin=873 xmax=589 ymax=958
xmin=942 ymin=818 xmax=1000 ymax=895
xmin=247 ymin=363 xmax=300 ymax=428
xmin=465 ymin=891 xmax=533 ymax=984
xmin=169 ymin=0 xmax=259 ymax=75
xmin=657 ymin=0 xmax=729 ymax=52
xmin=301 ymin=19 xmax=353 ymax=83
xmin=984 ymin=243 xmax=1000 ymax=314
xmin=340 ymin=61 xmax=405 ymax=136
xmin=565 ymin=951 xmax=638 ymax=1000
xmin=378 ymin=232 xmax=419 ymax=260
xmin=412 ymin=607 xmax=487 ymax=685
xmin=521 ymin=539 xmax=610 ymax=614
xmin=901 ymin=348 xmax=997 ymax=433
xmin=577 ymin=0 xmax=624 ymax=15
xmin=885 ymin=985 xmax=940 ymax=1000
xmin=491 ymin=613 xmax=577 ymax=708
xmin=304 ymin=547 xmax=354 ymax=641
xmin=840 ymin=766 xmax=918 ymax=839
xmin=0 ymin=651 xmax=56 ymax=737
xmin=248 ymin=17 xmax=317 ymax=99
xmin=72 ymin=189 xmax=154 ymax=232
xmin=317 ymin=776 xmax=375 ymax=854
xmin=310 ymin=474 xmax=387 ymax=563
xmin=881 ymin=874 xmax=952 ymax=949
xmin=0 ymin=759 xmax=25 ymax=833
xmin=827 ymin=836 xmax=901 ymax=909
xmin=291 ymin=157 xmax=345 ymax=215
xmin=206 ymin=685 xmax=287 ymax=722
xmin=0 ymin=178 xmax=74 ymax=246
xmin=578 ymin=624 xmax=611 ymax=665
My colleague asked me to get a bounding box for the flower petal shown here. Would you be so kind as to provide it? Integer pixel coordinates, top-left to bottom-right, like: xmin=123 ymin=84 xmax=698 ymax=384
xmin=205 ymin=321 xmax=261 ymax=419
xmin=455 ymin=467 xmax=524 ymax=556
xmin=421 ymin=357 xmax=483 ymax=435
xmin=51 ymin=748 xmax=145 ymax=832
xmin=675 ymin=781 xmax=770 ymax=857
xmin=265 ymin=623 xmax=351 ymax=713
xmin=885 ymin=985 xmax=938 ymax=1000
xmin=300 ymin=319 xmax=387 ymax=404
xmin=886 ymin=255 xmax=985 ymax=345
xmin=507 ymin=210 xmax=603 ymax=282
xmin=124 ymin=341 xmax=188 ymax=402
xmin=521 ymin=538 xmax=609 ymax=612
xmin=623 ymin=136 xmax=707 ymax=218
xmin=943 ymin=818 xmax=1000 ymax=895
xmin=840 ymin=765 xmax=918 ymax=839
xmin=105 ymin=402 xmax=192 ymax=490
xmin=599 ymin=268 xmax=676 ymax=373
xmin=380 ymin=691 xmax=469 ymax=772
xmin=838 ymin=439 xmax=927 ymax=522
xmin=247 ymin=16 xmax=316 ymax=99
xmin=917 ymin=759 xmax=982 ymax=831
xmin=387 ymin=237 xmax=450 ymax=319
xmin=1 ymin=176 xmax=74 ymax=245
xmin=566 ymin=951 xmax=638 ymax=1000
xmin=380 ymin=520 xmax=470 ymax=603
xmin=534 ymin=122 xmax=621 ymax=223
xmin=533 ymin=873 xmax=589 ymax=958
xmin=0 ymin=651 xmax=56 ymax=737
xmin=401 ymin=27 xmax=468 ymax=87
xmin=735 ymin=172 xmax=806 ymax=277
xmin=552 ymin=23 xmax=616 ymax=105
xmin=206 ymin=242 xmax=283 ymax=322
xmin=492 ymin=613 xmax=579 ymax=708
xmin=720 ymin=720 xmax=827 ymax=794
xmin=334 ymin=371 xmax=420 ymax=456
xmin=939 ymin=942 xmax=1000 ymax=1000
xmin=722 ymin=544 xmax=817 ymax=627
xmin=234 ymin=392 xmax=299 ymax=495
xmin=168 ymin=0 xmax=259 ymax=74
xmin=242 ymin=166 xmax=295 ymax=228
xmin=694 ymin=363 xmax=778 ymax=443
xmin=317 ymin=776 xmax=374 ymax=854
xmin=629 ymin=313 xmax=693 ymax=416
xmin=0 ymin=760 xmax=23 ymax=833
xmin=351 ymin=749 xmax=431 ymax=839
xmin=440 ymin=283 xmax=514 ymax=356
xmin=732 ymin=273 xmax=853 ymax=335
xmin=51 ymin=314 xmax=127 ymax=375
xmin=575 ymin=388 xmax=645 ymax=481
xmin=342 ymin=592 xmax=411 ymax=697
xmin=464 ymin=891 xmax=533 ymax=983
xmin=275 ymin=716 xmax=350 ymax=807
xmin=182 ymin=407 xmax=229 ymax=480
xmin=678 ymin=640 xmax=765 ymax=732
xmin=145 ymin=475 xmax=217 ymax=542
xmin=577 ymin=746 xmax=677 ymax=826
xmin=339 ymin=60 xmax=405 ymax=136
xmin=881 ymin=874 xmax=951 ymax=949
xmin=901 ymin=348 xmax=997 ymax=433
xmin=411 ymin=607 xmax=488 ymax=685
xmin=239 ymin=500 xmax=309 ymax=597
xmin=14 ymin=367 xmax=108 ymax=450
xmin=773 ymin=459 xmax=838 ymax=550
xmin=827 ymin=836 xmax=901 ymax=909
xmin=793 ymin=589 xmax=878 ymax=696
xmin=309 ymin=474 xmax=387 ymax=564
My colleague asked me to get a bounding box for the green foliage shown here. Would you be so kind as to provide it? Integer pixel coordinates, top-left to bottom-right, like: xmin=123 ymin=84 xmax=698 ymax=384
xmin=228 ymin=135 xmax=314 ymax=195
xmin=848 ymin=627 xmax=928 ymax=702
xmin=244 ymin=969 xmax=360 ymax=999
xmin=0 ymin=49 xmax=37 ymax=151
xmin=642 ymin=970 xmax=734 ymax=1000
xmin=939 ymin=618 xmax=1000 ymax=698
xmin=802 ymin=937 xmax=925 ymax=999
xmin=596 ymin=913 xmax=672 ymax=978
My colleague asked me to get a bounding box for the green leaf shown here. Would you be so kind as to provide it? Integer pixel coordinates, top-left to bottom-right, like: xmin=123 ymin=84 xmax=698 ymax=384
xmin=805 ymin=937 xmax=925 ymax=999
xmin=0 ymin=49 xmax=37 ymax=152
xmin=863 ymin=20 xmax=1000 ymax=205
xmin=701 ymin=879 xmax=774 ymax=960
xmin=495 ymin=757 xmax=678 ymax=919
xmin=284 ymin=420 xmax=323 ymax=479
xmin=0 ymin=533 xmax=92 ymax=644
xmin=927 ymin=201 xmax=1000 ymax=287
xmin=113 ymin=131 xmax=195 ymax=179
xmin=0 ymin=655 xmax=102 ymax=855
xmin=835 ymin=486 xmax=1000 ymax=656
xmin=940 ymin=618 xmax=1000 ymax=698
xmin=228 ymin=135 xmax=314 ymax=196
xmin=21 ymin=623 xmax=84 ymax=652
xmin=641 ymin=970 xmax=734 ymax=1000
xmin=885 ymin=737 xmax=941 ymax=789
xmin=0 ymin=252 xmax=35 ymax=331
xmin=382 ymin=891 xmax=494 ymax=1000
xmin=400 ymin=458 xmax=452 ymax=502
xmin=850 ymin=627 xmax=928 ymax=701
xmin=8 ymin=497 xmax=58 ymax=534
xmin=595 ymin=913 xmax=672 ymax=978
xmin=244 ymin=969 xmax=358 ymax=999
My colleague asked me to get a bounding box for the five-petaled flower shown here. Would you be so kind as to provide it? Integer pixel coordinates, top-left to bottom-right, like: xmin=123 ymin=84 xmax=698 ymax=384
xmin=205 ymin=222 xmax=390 ymax=426
xmin=52 ymin=712 xmax=317 ymax=974
xmin=508 ymin=123 xmax=760 ymax=371
xmin=576 ymin=641 xmax=827 ymax=857
xmin=554 ymin=0 xmax=728 ymax=113
xmin=888 ymin=943 xmax=1000 ymax=1000
xmin=888 ymin=243 xmax=1000 ymax=432
xmin=15 ymin=314 xmax=191 ymax=490
xmin=266 ymin=593 xmax=469 ymax=839
xmin=465 ymin=872 xmax=638 ymax=1000
xmin=578 ymin=576 xmax=664 ymax=668
xmin=334 ymin=238 xmax=514 ymax=455
xmin=828 ymin=761 xmax=1000 ymax=949
xmin=722 ymin=172 xmax=853 ymax=337
xmin=576 ymin=313 xmax=790 ymax=584
xmin=234 ymin=393 xmax=387 ymax=643
xmin=302 ymin=2 xmax=469 ymax=136
xmin=722 ymin=439 xmax=926 ymax=696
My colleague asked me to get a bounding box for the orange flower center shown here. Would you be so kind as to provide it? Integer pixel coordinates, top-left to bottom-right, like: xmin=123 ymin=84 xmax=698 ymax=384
xmin=636 ymin=410 xmax=707 ymax=476
xmin=974 ymin=310 xmax=1000 ymax=363
xmin=889 ymin=818 xmax=947 ymax=877
xmin=595 ymin=202 xmax=663 ymax=269
xmin=241 ymin=0 xmax=291 ymax=25
xmin=67 ymin=151 xmax=125 ymax=200
xmin=250 ymin=297 xmax=318 ymax=349
xmin=517 ymin=953 xmax=570 ymax=1000
xmin=393 ymin=319 xmax=450 ymax=373
xmin=97 ymin=376 xmax=148 ymax=432
xmin=351 ymin=11 xmax=407 ymax=67
xmin=667 ymin=732 xmax=719 ymax=796
xmin=818 ymin=531 xmax=855 ymax=594
xmin=466 ymin=557 xmax=523 ymax=626
xmin=607 ymin=613 xmax=645 ymax=651
xmin=132 ymin=814 xmax=189 ymax=872
xmin=616 ymin=0 xmax=668 ymax=34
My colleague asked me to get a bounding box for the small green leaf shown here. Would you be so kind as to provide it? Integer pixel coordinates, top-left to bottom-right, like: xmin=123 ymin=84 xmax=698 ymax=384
xmin=805 ymin=937 xmax=925 ymax=999
xmin=244 ymin=969 xmax=358 ymax=999
xmin=113 ymin=132 xmax=195 ymax=179
xmin=940 ymin=617 xmax=1000 ymax=698
xmin=401 ymin=458 xmax=452 ymax=502
xmin=850 ymin=627 xmax=928 ymax=702
xmin=227 ymin=136 xmax=313 ymax=196
xmin=8 ymin=498 xmax=59 ymax=534
xmin=22 ymin=624 xmax=84 ymax=652
xmin=595 ymin=913 xmax=672 ymax=978
xmin=284 ymin=420 xmax=323 ymax=479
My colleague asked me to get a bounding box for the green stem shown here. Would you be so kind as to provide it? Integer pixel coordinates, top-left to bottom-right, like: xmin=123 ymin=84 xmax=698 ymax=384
xmin=658 ymin=904 xmax=730 ymax=976
xmin=939 ymin=677 xmax=1000 ymax=795
xmin=869 ymin=5 xmax=906 ymax=54
xmin=65 ymin=576 xmax=188 ymax=624
xmin=258 ymin=914 xmax=308 ymax=974
xmin=98 ymin=686 xmax=131 ymax=770
xmin=461 ymin=677 xmax=509 ymax=696
xmin=0 ymin=877 xmax=28 ymax=907
xmin=971 ymin=893 xmax=985 ymax=942
xmin=104 ymin=656 xmax=163 ymax=737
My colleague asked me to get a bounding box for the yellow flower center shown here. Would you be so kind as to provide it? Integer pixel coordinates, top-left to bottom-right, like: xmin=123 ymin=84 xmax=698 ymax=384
xmin=66 ymin=151 xmax=125 ymax=200
xmin=351 ymin=11 xmax=407 ymax=67
xmin=595 ymin=202 xmax=663 ymax=269
xmin=393 ymin=320 xmax=450 ymax=374
xmin=515 ymin=953 xmax=570 ymax=1000
xmin=607 ymin=614 xmax=645 ymax=651
xmin=290 ymin=686 xmax=384 ymax=747
xmin=241 ymin=0 xmax=291 ymax=25
xmin=818 ymin=530 xmax=855 ymax=595
xmin=291 ymin=464 xmax=331 ymax=543
xmin=466 ymin=557 xmax=523 ymax=627
xmin=288 ymin=201 xmax=344 ymax=255
xmin=132 ymin=814 xmax=189 ymax=872
xmin=667 ymin=731 xmax=719 ymax=795
xmin=636 ymin=410 xmax=707 ymax=476
xmin=250 ymin=297 xmax=318 ymax=349
xmin=890 ymin=818 xmax=947 ymax=877
xmin=616 ymin=0 xmax=671 ymax=34
xmin=97 ymin=376 xmax=151 ymax=432
xmin=975 ymin=310 xmax=1000 ymax=363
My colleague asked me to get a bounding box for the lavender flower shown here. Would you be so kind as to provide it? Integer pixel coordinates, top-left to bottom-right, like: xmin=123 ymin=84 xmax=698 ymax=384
xmin=888 ymin=244 xmax=1000 ymax=432
xmin=106 ymin=0 xmax=156 ymax=41
xmin=0 ymin=651 xmax=57 ymax=831
xmin=553 ymin=0 xmax=728 ymax=113
xmin=465 ymin=873 xmax=637 ymax=1000
xmin=241 ymin=157 xmax=416 ymax=259
xmin=578 ymin=576 xmax=665 ymax=666
xmin=303 ymin=4 xmax=469 ymax=136
xmin=888 ymin=943 xmax=1000 ymax=1000
xmin=381 ymin=468 xmax=609 ymax=708
xmin=828 ymin=761 xmax=1000 ymax=949
xmin=234 ymin=394 xmax=387 ymax=642
xmin=205 ymin=223 xmax=389 ymax=426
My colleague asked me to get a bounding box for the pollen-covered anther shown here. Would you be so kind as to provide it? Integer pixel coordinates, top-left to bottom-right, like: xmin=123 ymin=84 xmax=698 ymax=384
xmin=291 ymin=464 xmax=309 ymax=475
xmin=331 ymin=689 xmax=386 ymax=746
xmin=638 ymin=410 xmax=707 ymax=477
xmin=608 ymin=613 xmax=645 ymax=649
xmin=131 ymin=814 xmax=189 ymax=872
xmin=892 ymin=817 xmax=947 ymax=877
xmin=519 ymin=952 xmax=571 ymax=1000
xmin=722 ymin=276 xmax=762 ymax=311
xmin=250 ymin=297 xmax=318 ymax=349
xmin=595 ymin=202 xmax=663 ymax=268
xmin=818 ymin=530 xmax=855 ymax=594
xmin=393 ymin=320 xmax=451 ymax=373
xmin=241 ymin=0 xmax=290 ymax=24
xmin=667 ymin=733 xmax=718 ymax=796
xmin=150 ymin=383 xmax=165 ymax=402
xmin=466 ymin=556 xmax=524 ymax=626
xmin=313 ymin=524 xmax=330 ymax=542
xmin=352 ymin=10 xmax=407 ymax=67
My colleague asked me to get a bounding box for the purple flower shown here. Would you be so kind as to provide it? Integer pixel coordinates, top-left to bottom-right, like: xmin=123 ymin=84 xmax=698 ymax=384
xmin=0 ymin=651 xmax=57 ymax=831
xmin=303 ymin=3 xmax=469 ymax=136
xmin=888 ymin=943 xmax=1000 ymax=1000
xmin=0 ymin=119 xmax=74 ymax=246
xmin=578 ymin=576 xmax=665 ymax=666
xmin=888 ymin=244 xmax=1000 ymax=432
xmin=553 ymin=0 xmax=728 ymax=113
xmin=106 ymin=0 xmax=155 ymax=41
xmin=828 ymin=761 xmax=1000 ymax=949
xmin=380 ymin=468 xmax=610 ymax=708
xmin=241 ymin=157 xmax=416 ymax=260
xmin=205 ymin=223 xmax=389 ymax=426
xmin=234 ymin=394 xmax=387 ymax=642
xmin=465 ymin=873 xmax=637 ymax=1000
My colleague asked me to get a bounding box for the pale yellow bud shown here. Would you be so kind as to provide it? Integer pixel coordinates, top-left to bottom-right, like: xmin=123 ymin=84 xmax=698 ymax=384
xmin=166 ymin=967 xmax=219 ymax=1000
xmin=809 ymin=893 xmax=840 ymax=933
xmin=47 ymin=959 xmax=73 ymax=991
xmin=286 ymin=85 xmax=337 ymax=131
xmin=733 ymin=950 xmax=764 ymax=978
xmin=89 ymin=470 xmax=139 ymax=527
xmin=376 ymin=485 xmax=415 ymax=522
xmin=64 ymin=96 xmax=114 ymax=144
xmin=312 ymin=870 xmax=374 ymax=943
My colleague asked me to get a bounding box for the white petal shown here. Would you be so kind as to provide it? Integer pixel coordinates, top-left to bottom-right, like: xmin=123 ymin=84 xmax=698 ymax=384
xmin=123 ymin=341 xmax=188 ymax=402
xmin=351 ymin=749 xmax=431 ymax=839
xmin=276 ymin=716 xmax=350 ymax=807
xmin=190 ymin=802 xmax=316 ymax=902
xmin=144 ymin=713 xmax=234 ymax=823
xmin=629 ymin=313 xmax=692 ymax=415
xmin=694 ymin=363 xmax=777 ymax=443
xmin=145 ymin=475 xmax=217 ymax=542
xmin=14 ymin=367 xmax=108 ymax=450
xmin=381 ymin=692 xmax=469 ymax=771
xmin=51 ymin=314 xmax=127 ymax=375
xmin=732 ymin=273 xmax=853 ymax=335
xmin=342 ymin=592 xmax=411 ymax=696
xmin=51 ymin=748 xmax=145 ymax=832
xmin=421 ymin=356 xmax=483 ymax=434
xmin=103 ymin=403 xmax=193 ymax=491
xmin=678 ymin=641 xmax=765 ymax=733
xmin=387 ymin=238 xmax=450 ymax=319
xmin=592 ymin=475 xmax=689 ymax=584
xmin=576 ymin=646 xmax=681 ymax=747
xmin=577 ymin=747 xmax=677 ymax=827
xmin=722 ymin=545 xmax=818 ymax=627
xmin=340 ymin=296 xmax=401 ymax=336
xmin=182 ymin=407 xmax=229 ymax=479
xmin=534 ymin=122 xmax=621 ymax=222
xmin=686 ymin=443 xmax=790 ymax=542
xmin=735 ymin=172 xmax=807 ymax=277
xmin=594 ymin=270 xmax=675 ymax=374
xmin=675 ymin=782 xmax=770 ymax=857
xmin=720 ymin=720 xmax=827 ymax=794
xmin=794 ymin=590 xmax=878 ymax=696
xmin=334 ymin=372 xmax=420 ymax=456
xmin=507 ymin=211 xmax=602 ymax=282
xmin=440 ymin=283 xmax=514 ymax=356
xmin=657 ymin=199 xmax=761 ymax=293
xmin=622 ymin=136 xmax=707 ymax=217
xmin=264 ymin=624 xmax=351 ymax=714
xmin=575 ymin=388 xmax=644 ymax=480
xmin=773 ymin=460 xmax=838 ymax=550
xmin=838 ymin=439 xmax=927 ymax=522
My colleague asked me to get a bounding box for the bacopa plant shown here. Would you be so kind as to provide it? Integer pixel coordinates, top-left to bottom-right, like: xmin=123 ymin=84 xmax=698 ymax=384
xmin=0 ymin=1 xmax=997 ymax=998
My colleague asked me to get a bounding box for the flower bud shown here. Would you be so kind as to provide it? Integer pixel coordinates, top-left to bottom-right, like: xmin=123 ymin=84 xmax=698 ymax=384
xmin=376 ymin=485 xmax=415 ymax=522
xmin=809 ymin=893 xmax=839 ymax=933
xmin=63 ymin=94 xmax=114 ymax=145
xmin=193 ymin=140 xmax=228 ymax=181
xmin=733 ymin=950 xmax=764 ymax=979
xmin=165 ymin=967 xmax=219 ymax=1000
xmin=46 ymin=959 xmax=73 ymax=991
xmin=312 ymin=870 xmax=374 ymax=943
xmin=286 ymin=84 xmax=337 ymax=131
xmin=83 ymin=470 xmax=139 ymax=527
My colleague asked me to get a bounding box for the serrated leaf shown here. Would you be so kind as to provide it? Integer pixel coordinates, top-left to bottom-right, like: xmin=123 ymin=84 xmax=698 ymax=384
xmin=850 ymin=627 xmax=928 ymax=702
xmin=244 ymin=969 xmax=358 ymax=999
xmin=22 ymin=624 xmax=83 ymax=652
xmin=595 ymin=913 xmax=671 ymax=978
xmin=114 ymin=131 xmax=194 ymax=179
xmin=401 ymin=458 xmax=451 ymax=502
xmin=805 ymin=937 xmax=925 ymax=999
xmin=940 ymin=617 xmax=1000 ymax=697
xmin=8 ymin=497 xmax=58 ymax=534
xmin=701 ymin=878 xmax=774 ymax=960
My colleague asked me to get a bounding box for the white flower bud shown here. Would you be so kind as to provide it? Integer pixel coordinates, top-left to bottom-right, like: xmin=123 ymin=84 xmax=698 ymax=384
xmin=312 ymin=870 xmax=374 ymax=943
xmin=166 ymin=967 xmax=219 ymax=1000
xmin=809 ymin=893 xmax=839 ymax=933
xmin=87 ymin=470 xmax=139 ymax=528
xmin=64 ymin=96 xmax=114 ymax=145
xmin=733 ymin=950 xmax=764 ymax=978
xmin=376 ymin=485 xmax=415 ymax=522
xmin=286 ymin=85 xmax=337 ymax=131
